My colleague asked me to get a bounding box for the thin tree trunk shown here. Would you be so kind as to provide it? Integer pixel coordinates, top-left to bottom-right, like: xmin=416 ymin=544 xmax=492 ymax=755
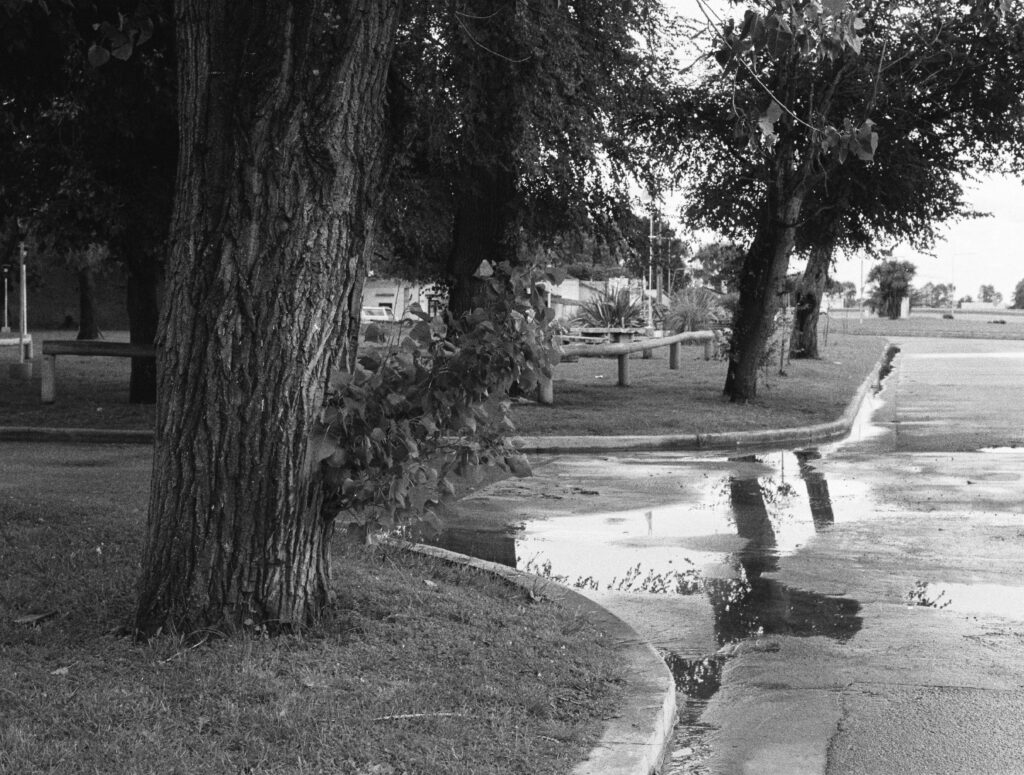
xmin=125 ymin=248 xmax=162 ymax=404
xmin=444 ymin=0 xmax=520 ymax=317
xmin=446 ymin=164 xmax=517 ymax=316
xmin=724 ymin=188 xmax=804 ymax=402
xmin=135 ymin=1 xmax=401 ymax=637
xmin=76 ymin=266 xmax=101 ymax=340
xmin=789 ymin=239 xmax=834 ymax=360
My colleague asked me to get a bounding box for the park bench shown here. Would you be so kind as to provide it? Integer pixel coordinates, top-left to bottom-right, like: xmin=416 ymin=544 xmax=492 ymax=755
xmin=40 ymin=340 xmax=155 ymax=403
xmin=538 ymin=329 xmax=727 ymax=404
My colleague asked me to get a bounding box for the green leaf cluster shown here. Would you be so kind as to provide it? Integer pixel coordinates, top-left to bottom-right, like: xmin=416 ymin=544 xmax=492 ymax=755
xmin=316 ymin=264 xmax=561 ymax=532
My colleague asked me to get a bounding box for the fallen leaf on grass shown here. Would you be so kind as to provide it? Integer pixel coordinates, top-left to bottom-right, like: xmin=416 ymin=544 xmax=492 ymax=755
xmin=13 ymin=611 xmax=57 ymax=626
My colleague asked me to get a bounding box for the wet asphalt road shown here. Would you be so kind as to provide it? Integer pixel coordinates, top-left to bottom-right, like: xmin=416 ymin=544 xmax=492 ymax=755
xmin=435 ymin=337 xmax=1024 ymax=774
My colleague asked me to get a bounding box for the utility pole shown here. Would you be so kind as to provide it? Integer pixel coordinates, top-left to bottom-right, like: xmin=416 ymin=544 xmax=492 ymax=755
xmin=647 ymin=205 xmax=655 ymax=330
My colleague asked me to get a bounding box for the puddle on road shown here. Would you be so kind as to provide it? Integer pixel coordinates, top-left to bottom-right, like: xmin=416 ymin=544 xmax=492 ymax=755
xmin=419 ymin=446 xmax=866 ymax=775
xmin=908 ymin=580 xmax=1024 ymax=620
xmin=421 ymin=447 xmax=875 ymax=589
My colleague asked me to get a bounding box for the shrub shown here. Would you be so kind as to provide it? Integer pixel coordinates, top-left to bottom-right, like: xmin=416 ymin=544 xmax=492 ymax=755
xmin=666 ymin=286 xmax=729 ymax=332
xmin=574 ymin=287 xmax=646 ymax=328
xmin=315 ymin=264 xmax=561 ymax=533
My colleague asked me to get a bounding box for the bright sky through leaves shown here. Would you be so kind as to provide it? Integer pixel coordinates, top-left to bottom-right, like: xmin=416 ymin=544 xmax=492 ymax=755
xmin=665 ymin=0 xmax=1024 ymax=301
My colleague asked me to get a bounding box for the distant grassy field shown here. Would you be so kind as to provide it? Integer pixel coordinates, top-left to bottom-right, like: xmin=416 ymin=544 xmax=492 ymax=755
xmin=828 ymin=310 xmax=1024 ymax=340
xmin=4 ymin=315 xmax=1019 ymax=436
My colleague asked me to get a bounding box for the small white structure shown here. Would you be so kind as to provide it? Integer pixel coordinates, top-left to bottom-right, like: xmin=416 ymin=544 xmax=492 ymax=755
xmin=362 ymin=278 xmax=445 ymax=319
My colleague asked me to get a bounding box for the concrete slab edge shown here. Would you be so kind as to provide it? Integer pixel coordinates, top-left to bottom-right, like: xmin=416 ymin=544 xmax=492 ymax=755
xmin=0 ymin=425 xmax=154 ymax=444
xmin=512 ymin=344 xmax=896 ymax=455
xmin=388 ymin=540 xmax=678 ymax=775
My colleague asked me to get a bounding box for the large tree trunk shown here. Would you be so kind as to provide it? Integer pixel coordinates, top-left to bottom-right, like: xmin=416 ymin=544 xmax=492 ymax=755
xmin=788 ymin=238 xmax=834 ymax=360
xmin=724 ymin=179 xmax=805 ymax=402
xmin=76 ymin=266 xmax=101 ymax=340
xmin=135 ymin=1 xmax=401 ymax=637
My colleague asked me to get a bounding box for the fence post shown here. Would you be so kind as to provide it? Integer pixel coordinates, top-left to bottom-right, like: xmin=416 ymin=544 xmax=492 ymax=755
xmin=538 ymin=374 xmax=554 ymax=405
xmin=617 ymin=353 xmax=630 ymax=386
xmin=40 ymin=355 xmax=56 ymax=403
xmin=669 ymin=341 xmax=680 ymax=370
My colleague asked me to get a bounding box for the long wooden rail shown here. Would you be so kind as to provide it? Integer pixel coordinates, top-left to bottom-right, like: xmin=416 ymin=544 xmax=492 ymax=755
xmin=40 ymin=340 xmax=155 ymax=403
xmin=539 ymin=330 xmax=723 ymax=405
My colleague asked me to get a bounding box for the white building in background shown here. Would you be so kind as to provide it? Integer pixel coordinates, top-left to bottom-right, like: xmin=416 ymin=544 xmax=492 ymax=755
xmin=362 ymin=277 xmax=445 ymax=319
xmin=365 ymin=273 xmax=651 ymax=324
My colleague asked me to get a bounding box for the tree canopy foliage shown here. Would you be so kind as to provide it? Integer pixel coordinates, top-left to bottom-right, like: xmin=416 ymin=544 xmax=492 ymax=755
xmin=648 ymin=0 xmax=1024 ymax=392
xmin=1 ymin=0 xmax=175 ymax=397
xmin=376 ymin=0 xmax=674 ymax=307
xmin=868 ymin=259 xmax=916 ymax=319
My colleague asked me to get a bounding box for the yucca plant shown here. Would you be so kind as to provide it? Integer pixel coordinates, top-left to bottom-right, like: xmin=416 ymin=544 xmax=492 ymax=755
xmin=574 ymin=288 xmax=646 ymax=328
xmin=666 ymin=286 xmax=728 ymax=332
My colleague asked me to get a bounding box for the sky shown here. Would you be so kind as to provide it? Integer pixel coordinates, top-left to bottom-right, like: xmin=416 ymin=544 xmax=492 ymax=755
xmin=829 ymin=174 xmax=1024 ymax=302
xmin=660 ymin=0 xmax=1024 ymax=302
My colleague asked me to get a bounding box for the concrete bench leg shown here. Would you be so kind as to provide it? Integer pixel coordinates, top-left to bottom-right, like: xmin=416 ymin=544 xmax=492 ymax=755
xmin=538 ymin=374 xmax=554 ymax=405
xmin=669 ymin=342 xmax=680 ymax=370
xmin=703 ymin=340 xmax=713 ymax=360
xmin=41 ymin=355 xmax=56 ymax=403
xmin=617 ymin=353 xmax=630 ymax=386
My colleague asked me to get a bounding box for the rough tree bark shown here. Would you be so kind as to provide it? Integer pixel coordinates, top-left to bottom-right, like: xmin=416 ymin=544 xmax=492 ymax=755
xmin=724 ymin=146 xmax=808 ymax=402
xmin=788 ymin=238 xmax=834 ymax=360
xmin=789 ymin=202 xmax=845 ymax=359
xmin=125 ymin=245 xmax=162 ymax=404
xmin=135 ymin=1 xmax=401 ymax=636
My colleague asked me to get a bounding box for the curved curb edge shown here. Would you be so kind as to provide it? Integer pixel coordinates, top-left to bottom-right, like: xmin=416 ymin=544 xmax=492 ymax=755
xmin=388 ymin=540 xmax=678 ymax=775
xmin=512 ymin=344 xmax=897 ymax=455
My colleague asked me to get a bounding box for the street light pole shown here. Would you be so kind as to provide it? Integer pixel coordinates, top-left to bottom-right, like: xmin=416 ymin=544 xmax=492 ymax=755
xmin=859 ymin=253 xmax=864 ymax=324
xmin=18 ymin=241 xmax=28 ymax=361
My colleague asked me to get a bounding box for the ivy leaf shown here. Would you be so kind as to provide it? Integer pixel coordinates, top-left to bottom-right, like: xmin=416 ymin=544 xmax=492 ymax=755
xmin=87 ymin=44 xmax=110 ymax=68
xmin=136 ymin=17 xmax=155 ymax=46
xmin=505 ymin=454 xmax=533 ymax=478
xmin=758 ymin=99 xmax=784 ymax=141
xmin=111 ymin=38 xmax=134 ymax=61
xmin=821 ymin=0 xmax=847 ymax=15
xmin=408 ymin=320 xmax=431 ymax=345
xmin=363 ymin=323 xmax=385 ymax=343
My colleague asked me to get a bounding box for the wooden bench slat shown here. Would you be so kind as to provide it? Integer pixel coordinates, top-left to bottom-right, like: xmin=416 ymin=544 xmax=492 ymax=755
xmin=40 ymin=340 xmax=156 ymax=404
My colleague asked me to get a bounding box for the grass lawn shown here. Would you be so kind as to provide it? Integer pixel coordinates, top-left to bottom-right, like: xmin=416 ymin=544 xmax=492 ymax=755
xmin=0 ymin=444 xmax=623 ymax=774
xmin=832 ymin=311 xmax=1024 ymax=340
xmin=511 ymin=330 xmax=889 ymax=437
xmin=6 ymin=319 xmax=1021 ymax=437
xmin=0 ymin=330 xmax=154 ymax=431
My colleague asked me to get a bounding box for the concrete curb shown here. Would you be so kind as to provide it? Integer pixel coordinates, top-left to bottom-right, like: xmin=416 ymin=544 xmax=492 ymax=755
xmin=390 ymin=541 xmax=677 ymax=775
xmin=512 ymin=344 xmax=897 ymax=454
xmin=0 ymin=345 xmax=897 ymax=454
xmin=0 ymin=425 xmax=154 ymax=444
